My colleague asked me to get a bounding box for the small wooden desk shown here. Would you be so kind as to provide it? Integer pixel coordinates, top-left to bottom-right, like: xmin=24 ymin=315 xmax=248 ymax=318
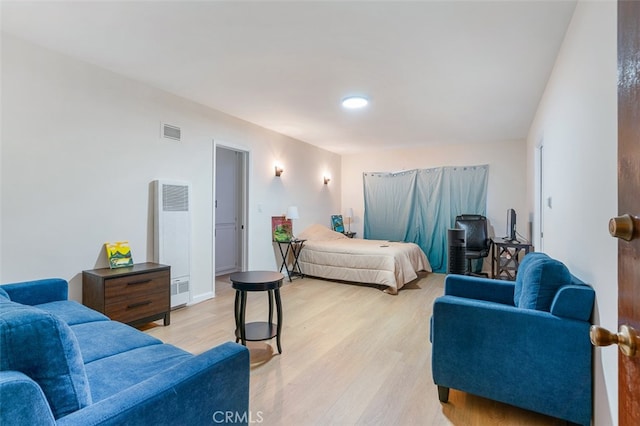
xmin=491 ymin=239 xmax=533 ymax=281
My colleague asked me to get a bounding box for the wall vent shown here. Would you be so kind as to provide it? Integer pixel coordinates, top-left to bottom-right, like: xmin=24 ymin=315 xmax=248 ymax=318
xmin=162 ymin=123 xmax=181 ymax=141
xmin=171 ymin=279 xmax=190 ymax=297
xmin=163 ymin=184 xmax=189 ymax=211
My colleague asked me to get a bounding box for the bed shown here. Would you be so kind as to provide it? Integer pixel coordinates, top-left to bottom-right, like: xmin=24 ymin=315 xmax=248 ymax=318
xmin=296 ymin=224 xmax=432 ymax=294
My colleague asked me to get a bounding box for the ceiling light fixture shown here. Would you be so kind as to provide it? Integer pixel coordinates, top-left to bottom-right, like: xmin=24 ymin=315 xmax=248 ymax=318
xmin=341 ymin=96 xmax=369 ymax=109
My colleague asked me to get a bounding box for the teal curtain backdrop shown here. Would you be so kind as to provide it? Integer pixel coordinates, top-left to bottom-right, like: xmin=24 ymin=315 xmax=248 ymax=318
xmin=363 ymin=165 xmax=489 ymax=273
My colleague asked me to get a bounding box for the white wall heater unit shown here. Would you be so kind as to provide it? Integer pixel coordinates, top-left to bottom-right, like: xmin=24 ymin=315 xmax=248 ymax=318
xmin=153 ymin=180 xmax=191 ymax=308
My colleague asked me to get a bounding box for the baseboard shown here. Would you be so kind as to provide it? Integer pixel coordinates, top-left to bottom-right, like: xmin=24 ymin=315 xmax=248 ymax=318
xmin=189 ymin=291 xmax=214 ymax=305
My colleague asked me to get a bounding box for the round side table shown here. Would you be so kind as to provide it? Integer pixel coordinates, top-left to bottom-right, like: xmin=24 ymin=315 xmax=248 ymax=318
xmin=230 ymin=271 xmax=284 ymax=353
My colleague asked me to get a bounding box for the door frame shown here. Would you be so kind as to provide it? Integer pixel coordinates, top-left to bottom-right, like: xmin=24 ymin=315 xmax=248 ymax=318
xmin=534 ymin=137 xmax=545 ymax=251
xmin=213 ymin=140 xmax=249 ymax=281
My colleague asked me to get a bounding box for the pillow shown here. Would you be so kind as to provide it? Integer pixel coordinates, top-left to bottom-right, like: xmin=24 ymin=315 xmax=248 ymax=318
xmin=517 ymin=256 xmax=572 ymax=311
xmin=297 ymin=224 xmax=348 ymax=241
xmin=0 ymin=302 xmax=92 ymax=419
xmin=513 ymin=252 xmax=549 ymax=306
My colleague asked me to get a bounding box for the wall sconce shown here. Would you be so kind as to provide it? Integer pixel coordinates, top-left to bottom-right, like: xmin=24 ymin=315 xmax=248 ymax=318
xmin=324 ymin=176 xmax=331 ymax=185
xmin=275 ymin=165 xmax=283 ymax=177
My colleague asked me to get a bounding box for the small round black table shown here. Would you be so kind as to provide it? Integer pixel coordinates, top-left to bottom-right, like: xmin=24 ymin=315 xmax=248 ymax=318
xmin=230 ymin=271 xmax=284 ymax=354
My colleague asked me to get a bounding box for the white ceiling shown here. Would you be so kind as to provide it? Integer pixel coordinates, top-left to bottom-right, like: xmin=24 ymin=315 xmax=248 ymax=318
xmin=1 ymin=0 xmax=576 ymax=154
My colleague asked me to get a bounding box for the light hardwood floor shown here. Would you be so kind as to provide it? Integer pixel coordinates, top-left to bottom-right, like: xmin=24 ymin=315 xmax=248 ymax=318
xmin=145 ymin=273 xmax=563 ymax=426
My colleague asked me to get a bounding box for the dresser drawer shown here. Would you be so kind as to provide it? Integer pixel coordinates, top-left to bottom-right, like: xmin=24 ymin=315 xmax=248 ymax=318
xmin=105 ymin=291 xmax=170 ymax=325
xmin=104 ymin=270 xmax=169 ymax=301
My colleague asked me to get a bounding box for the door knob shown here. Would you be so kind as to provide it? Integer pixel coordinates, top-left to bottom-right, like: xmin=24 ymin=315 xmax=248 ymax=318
xmin=609 ymin=214 xmax=636 ymax=241
xmin=590 ymin=324 xmax=639 ymax=357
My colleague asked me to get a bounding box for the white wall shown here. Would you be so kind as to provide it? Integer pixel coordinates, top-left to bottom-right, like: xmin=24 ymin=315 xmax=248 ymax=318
xmin=0 ymin=34 xmax=341 ymax=302
xmin=526 ymin=1 xmax=618 ymax=424
xmin=342 ymin=140 xmax=527 ymax=256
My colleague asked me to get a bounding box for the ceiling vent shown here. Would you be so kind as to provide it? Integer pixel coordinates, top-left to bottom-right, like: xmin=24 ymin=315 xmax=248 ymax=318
xmin=162 ymin=123 xmax=181 ymax=141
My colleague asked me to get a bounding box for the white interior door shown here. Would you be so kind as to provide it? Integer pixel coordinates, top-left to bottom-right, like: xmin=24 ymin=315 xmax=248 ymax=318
xmin=215 ymin=146 xmax=241 ymax=275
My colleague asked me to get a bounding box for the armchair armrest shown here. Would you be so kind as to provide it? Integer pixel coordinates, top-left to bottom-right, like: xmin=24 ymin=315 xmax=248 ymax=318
xmin=550 ymin=285 xmax=595 ymax=321
xmin=0 ymin=371 xmax=56 ymax=425
xmin=444 ymin=274 xmax=515 ymax=305
xmin=57 ymin=342 xmax=250 ymax=426
xmin=1 ymin=278 xmax=68 ymax=305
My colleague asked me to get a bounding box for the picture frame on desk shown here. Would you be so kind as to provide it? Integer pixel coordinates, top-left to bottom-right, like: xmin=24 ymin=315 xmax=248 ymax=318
xmin=105 ymin=241 xmax=134 ymax=269
xmin=331 ymin=215 xmax=344 ymax=233
xmin=272 ymin=216 xmax=293 ymax=242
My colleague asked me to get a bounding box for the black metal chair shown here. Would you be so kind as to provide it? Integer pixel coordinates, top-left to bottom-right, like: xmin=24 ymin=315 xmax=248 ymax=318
xmin=455 ymin=215 xmax=492 ymax=277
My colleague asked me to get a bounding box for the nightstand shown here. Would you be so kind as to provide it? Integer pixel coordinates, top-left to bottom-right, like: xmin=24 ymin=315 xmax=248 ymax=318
xmin=274 ymin=239 xmax=306 ymax=282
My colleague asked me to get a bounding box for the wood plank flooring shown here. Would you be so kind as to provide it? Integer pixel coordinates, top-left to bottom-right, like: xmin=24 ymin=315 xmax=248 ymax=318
xmin=145 ymin=273 xmax=564 ymax=426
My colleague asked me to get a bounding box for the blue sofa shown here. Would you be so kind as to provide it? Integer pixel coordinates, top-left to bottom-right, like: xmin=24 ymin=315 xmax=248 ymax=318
xmin=431 ymin=252 xmax=595 ymax=426
xmin=0 ymin=278 xmax=250 ymax=425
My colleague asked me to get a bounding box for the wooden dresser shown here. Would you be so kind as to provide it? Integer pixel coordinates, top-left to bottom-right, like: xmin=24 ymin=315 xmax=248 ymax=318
xmin=82 ymin=262 xmax=171 ymax=326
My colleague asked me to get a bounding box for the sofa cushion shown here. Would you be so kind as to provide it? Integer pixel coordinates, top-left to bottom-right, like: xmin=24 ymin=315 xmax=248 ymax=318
xmin=70 ymin=321 xmax=163 ymax=363
xmin=0 ymin=301 xmax=92 ymax=419
xmin=517 ymin=257 xmax=572 ymax=311
xmin=0 ymin=287 xmax=10 ymax=301
xmin=36 ymin=300 xmax=109 ymax=326
xmin=85 ymin=344 xmax=192 ymax=402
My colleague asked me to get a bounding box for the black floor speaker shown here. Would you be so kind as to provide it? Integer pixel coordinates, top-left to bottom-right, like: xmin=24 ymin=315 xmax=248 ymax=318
xmin=447 ymin=228 xmax=467 ymax=275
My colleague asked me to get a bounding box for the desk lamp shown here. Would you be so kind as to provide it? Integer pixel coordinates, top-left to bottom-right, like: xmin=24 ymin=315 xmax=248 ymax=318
xmin=345 ymin=208 xmax=354 ymax=233
xmin=286 ymin=206 xmax=299 ymax=240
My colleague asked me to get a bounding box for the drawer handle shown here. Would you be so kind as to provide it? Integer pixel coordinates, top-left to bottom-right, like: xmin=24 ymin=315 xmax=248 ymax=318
xmin=127 ymin=279 xmax=152 ymax=286
xmin=127 ymin=300 xmax=152 ymax=309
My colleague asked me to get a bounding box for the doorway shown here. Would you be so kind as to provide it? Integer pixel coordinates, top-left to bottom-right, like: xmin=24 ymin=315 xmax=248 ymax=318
xmin=214 ymin=144 xmax=248 ymax=276
xmin=534 ymin=140 xmax=545 ymax=251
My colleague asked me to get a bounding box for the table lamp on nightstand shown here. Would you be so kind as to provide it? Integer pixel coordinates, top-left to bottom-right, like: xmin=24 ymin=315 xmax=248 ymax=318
xmin=345 ymin=208 xmax=354 ymax=233
xmin=286 ymin=206 xmax=300 ymax=240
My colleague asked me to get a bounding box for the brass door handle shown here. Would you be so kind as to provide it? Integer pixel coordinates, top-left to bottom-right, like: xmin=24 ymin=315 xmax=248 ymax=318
xmin=590 ymin=324 xmax=639 ymax=357
xmin=609 ymin=214 xmax=637 ymax=241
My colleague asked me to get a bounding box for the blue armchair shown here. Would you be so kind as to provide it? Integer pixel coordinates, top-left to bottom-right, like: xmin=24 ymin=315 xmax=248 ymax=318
xmin=431 ymin=252 xmax=595 ymax=426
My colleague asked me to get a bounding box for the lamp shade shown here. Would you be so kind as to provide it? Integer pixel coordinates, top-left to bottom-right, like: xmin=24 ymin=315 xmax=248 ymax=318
xmin=345 ymin=208 xmax=354 ymax=219
xmin=286 ymin=206 xmax=299 ymax=220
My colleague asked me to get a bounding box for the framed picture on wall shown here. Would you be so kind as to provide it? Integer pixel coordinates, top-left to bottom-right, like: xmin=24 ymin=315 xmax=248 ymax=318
xmin=331 ymin=215 xmax=344 ymax=233
xmin=272 ymin=216 xmax=293 ymax=242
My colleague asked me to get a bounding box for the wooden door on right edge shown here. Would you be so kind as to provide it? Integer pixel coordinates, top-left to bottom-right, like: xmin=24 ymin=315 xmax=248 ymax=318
xmin=615 ymin=1 xmax=640 ymax=423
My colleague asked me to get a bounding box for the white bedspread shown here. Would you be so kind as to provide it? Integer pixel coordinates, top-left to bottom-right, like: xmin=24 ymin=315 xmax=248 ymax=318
xmin=296 ymin=224 xmax=431 ymax=294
